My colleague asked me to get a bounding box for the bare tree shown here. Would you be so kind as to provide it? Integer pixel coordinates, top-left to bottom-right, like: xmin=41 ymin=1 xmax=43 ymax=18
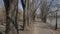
xmin=3 ymin=0 xmax=11 ymax=34
xmin=21 ymin=0 xmax=30 ymax=30
xmin=3 ymin=0 xmax=19 ymax=34
xmin=40 ymin=0 xmax=54 ymax=23
xmin=21 ymin=0 xmax=26 ymax=31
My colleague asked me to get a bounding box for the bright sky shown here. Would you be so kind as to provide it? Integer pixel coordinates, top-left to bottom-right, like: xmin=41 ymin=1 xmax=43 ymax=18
xmin=0 ymin=0 xmax=60 ymax=12
xmin=18 ymin=0 xmax=23 ymax=11
xmin=0 ymin=0 xmax=23 ymax=11
xmin=0 ymin=0 xmax=4 ymax=9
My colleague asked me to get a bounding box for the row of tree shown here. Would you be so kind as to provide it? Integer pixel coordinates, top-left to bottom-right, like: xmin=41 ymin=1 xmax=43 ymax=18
xmin=40 ymin=0 xmax=58 ymax=30
xmin=2 ymin=0 xmax=58 ymax=34
xmin=21 ymin=0 xmax=58 ymax=31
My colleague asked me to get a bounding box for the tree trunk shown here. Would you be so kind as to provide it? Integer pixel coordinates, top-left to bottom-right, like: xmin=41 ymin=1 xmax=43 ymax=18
xmin=3 ymin=0 xmax=19 ymax=34
xmin=43 ymin=15 xmax=46 ymax=23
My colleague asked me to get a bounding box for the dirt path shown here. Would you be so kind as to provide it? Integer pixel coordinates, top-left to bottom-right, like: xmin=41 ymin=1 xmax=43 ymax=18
xmin=33 ymin=20 xmax=60 ymax=34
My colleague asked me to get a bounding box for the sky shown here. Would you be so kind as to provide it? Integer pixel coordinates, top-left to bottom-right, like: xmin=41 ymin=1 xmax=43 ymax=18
xmin=18 ymin=0 xmax=23 ymax=11
xmin=0 ymin=0 xmax=5 ymax=9
xmin=0 ymin=0 xmax=60 ymax=12
xmin=0 ymin=0 xmax=23 ymax=11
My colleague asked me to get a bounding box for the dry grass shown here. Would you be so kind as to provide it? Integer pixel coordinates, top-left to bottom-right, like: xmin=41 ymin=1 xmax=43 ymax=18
xmin=0 ymin=9 xmax=23 ymax=34
xmin=0 ymin=10 xmax=6 ymax=20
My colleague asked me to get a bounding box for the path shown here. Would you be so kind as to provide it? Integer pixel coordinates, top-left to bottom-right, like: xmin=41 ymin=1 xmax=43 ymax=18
xmin=33 ymin=19 xmax=60 ymax=34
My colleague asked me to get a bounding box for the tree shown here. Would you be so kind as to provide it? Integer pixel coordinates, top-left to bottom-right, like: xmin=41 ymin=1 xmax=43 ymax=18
xmin=40 ymin=0 xmax=54 ymax=23
xmin=3 ymin=0 xmax=11 ymax=34
xmin=21 ymin=0 xmax=30 ymax=30
xmin=3 ymin=0 xmax=19 ymax=34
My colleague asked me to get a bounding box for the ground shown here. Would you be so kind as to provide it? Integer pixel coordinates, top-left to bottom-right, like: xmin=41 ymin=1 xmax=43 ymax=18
xmin=0 ymin=19 xmax=60 ymax=34
xmin=32 ymin=19 xmax=60 ymax=34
